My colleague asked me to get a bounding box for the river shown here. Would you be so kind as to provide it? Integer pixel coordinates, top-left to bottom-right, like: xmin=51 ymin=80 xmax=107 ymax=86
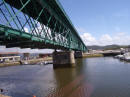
xmin=0 ymin=57 xmax=130 ymax=97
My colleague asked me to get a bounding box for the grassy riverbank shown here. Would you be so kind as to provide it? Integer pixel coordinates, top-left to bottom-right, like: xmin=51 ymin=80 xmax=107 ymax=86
xmin=0 ymin=62 xmax=20 ymax=67
xmin=83 ymin=53 xmax=103 ymax=58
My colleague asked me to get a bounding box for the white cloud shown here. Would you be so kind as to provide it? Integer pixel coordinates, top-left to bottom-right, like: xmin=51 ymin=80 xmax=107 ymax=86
xmin=99 ymin=34 xmax=113 ymax=45
xmin=79 ymin=28 xmax=130 ymax=46
xmin=80 ymin=33 xmax=98 ymax=45
xmin=24 ymin=27 xmax=29 ymax=33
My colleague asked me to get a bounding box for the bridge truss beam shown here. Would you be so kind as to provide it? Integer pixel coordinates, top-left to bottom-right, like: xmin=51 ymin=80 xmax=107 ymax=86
xmin=0 ymin=0 xmax=87 ymax=51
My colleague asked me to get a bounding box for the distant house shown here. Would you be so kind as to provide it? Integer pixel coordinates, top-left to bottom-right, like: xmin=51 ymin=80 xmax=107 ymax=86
xmin=39 ymin=53 xmax=52 ymax=58
xmin=0 ymin=52 xmax=20 ymax=62
xmin=0 ymin=51 xmax=51 ymax=62
xmin=21 ymin=53 xmax=39 ymax=60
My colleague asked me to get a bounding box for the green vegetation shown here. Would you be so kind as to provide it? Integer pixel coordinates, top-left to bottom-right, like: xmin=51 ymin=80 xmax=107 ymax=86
xmin=83 ymin=54 xmax=103 ymax=58
xmin=0 ymin=62 xmax=20 ymax=67
xmin=87 ymin=45 xmax=130 ymax=50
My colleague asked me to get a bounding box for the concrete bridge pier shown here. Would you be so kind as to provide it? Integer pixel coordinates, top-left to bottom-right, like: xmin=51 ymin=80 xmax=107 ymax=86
xmin=53 ymin=51 xmax=75 ymax=68
xmin=75 ymin=51 xmax=83 ymax=58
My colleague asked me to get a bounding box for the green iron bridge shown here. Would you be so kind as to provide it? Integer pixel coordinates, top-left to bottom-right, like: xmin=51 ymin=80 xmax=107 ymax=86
xmin=0 ymin=0 xmax=87 ymax=51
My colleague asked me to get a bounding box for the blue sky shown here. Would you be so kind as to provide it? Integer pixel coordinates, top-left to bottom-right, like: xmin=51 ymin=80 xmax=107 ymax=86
xmin=59 ymin=0 xmax=130 ymax=45
xmin=1 ymin=0 xmax=130 ymax=53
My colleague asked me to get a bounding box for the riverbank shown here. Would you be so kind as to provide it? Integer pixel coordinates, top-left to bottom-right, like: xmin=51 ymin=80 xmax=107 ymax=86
xmin=0 ymin=57 xmax=52 ymax=67
xmin=0 ymin=94 xmax=11 ymax=97
xmin=0 ymin=54 xmax=104 ymax=67
xmin=0 ymin=62 xmax=20 ymax=67
xmin=21 ymin=57 xmax=52 ymax=64
xmin=83 ymin=53 xmax=103 ymax=58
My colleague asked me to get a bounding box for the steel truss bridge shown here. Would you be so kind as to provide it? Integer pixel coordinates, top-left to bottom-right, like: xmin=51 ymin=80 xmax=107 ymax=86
xmin=0 ymin=0 xmax=87 ymax=51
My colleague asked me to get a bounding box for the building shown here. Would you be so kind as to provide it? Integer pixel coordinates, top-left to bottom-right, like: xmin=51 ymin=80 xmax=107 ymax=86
xmin=0 ymin=56 xmax=20 ymax=63
xmin=39 ymin=53 xmax=52 ymax=58
xmin=0 ymin=52 xmax=20 ymax=62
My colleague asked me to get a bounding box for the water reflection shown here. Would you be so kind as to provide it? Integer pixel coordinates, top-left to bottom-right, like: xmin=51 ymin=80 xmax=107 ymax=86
xmin=0 ymin=57 xmax=130 ymax=97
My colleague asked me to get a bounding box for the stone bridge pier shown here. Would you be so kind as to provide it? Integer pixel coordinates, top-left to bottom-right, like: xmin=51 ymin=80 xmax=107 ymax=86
xmin=53 ymin=51 xmax=75 ymax=68
xmin=53 ymin=51 xmax=84 ymax=68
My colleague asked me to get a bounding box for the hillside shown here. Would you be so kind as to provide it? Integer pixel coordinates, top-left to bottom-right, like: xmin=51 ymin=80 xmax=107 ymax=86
xmin=87 ymin=45 xmax=130 ymax=50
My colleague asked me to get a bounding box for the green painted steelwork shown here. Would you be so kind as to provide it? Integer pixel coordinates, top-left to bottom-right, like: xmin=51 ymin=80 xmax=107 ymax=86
xmin=0 ymin=0 xmax=87 ymax=51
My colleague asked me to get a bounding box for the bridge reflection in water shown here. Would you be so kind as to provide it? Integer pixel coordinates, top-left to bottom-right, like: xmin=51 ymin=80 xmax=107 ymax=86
xmin=0 ymin=57 xmax=130 ymax=97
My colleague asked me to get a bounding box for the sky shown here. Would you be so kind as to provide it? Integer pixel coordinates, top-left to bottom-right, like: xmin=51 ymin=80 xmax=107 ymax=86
xmin=1 ymin=0 xmax=130 ymax=53
xmin=59 ymin=0 xmax=130 ymax=46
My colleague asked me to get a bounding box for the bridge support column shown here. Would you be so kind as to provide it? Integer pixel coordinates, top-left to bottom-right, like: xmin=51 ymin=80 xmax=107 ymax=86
xmin=75 ymin=51 xmax=83 ymax=58
xmin=53 ymin=51 xmax=75 ymax=68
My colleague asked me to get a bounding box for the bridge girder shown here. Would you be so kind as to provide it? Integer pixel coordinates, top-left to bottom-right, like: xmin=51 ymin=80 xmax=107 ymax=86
xmin=0 ymin=0 xmax=87 ymax=51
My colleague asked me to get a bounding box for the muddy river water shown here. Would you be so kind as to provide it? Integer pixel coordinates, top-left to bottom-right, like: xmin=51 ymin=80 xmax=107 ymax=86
xmin=0 ymin=57 xmax=130 ymax=97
